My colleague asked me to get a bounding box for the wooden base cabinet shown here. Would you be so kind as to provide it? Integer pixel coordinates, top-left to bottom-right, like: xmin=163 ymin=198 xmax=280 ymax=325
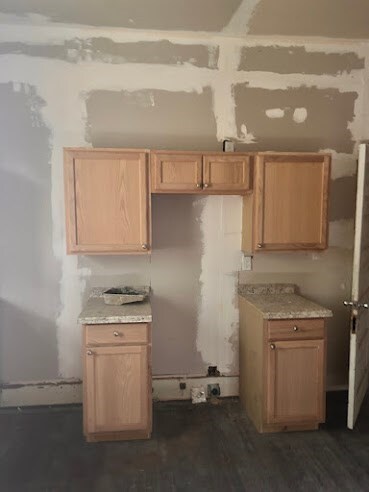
xmin=82 ymin=323 xmax=152 ymax=442
xmin=239 ymin=299 xmax=326 ymax=433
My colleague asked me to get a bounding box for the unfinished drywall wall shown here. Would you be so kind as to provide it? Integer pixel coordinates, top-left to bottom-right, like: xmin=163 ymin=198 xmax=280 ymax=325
xmin=248 ymin=0 xmax=369 ymax=39
xmin=0 ymin=0 xmax=242 ymax=31
xmin=238 ymin=47 xmax=365 ymax=75
xmin=3 ymin=0 xmax=369 ymax=39
xmin=0 ymin=40 xmax=219 ymax=69
xmin=85 ymin=88 xmax=218 ymax=150
xmin=0 ymin=82 xmax=60 ymax=381
xmin=151 ymin=195 xmax=206 ymax=375
xmin=235 ymin=86 xmax=357 ymax=152
xmin=0 ymin=12 xmax=367 ymax=400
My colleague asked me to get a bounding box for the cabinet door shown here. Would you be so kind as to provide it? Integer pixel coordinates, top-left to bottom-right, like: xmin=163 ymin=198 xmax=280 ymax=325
xmin=266 ymin=339 xmax=325 ymax=424
xmin=203 ymin=155 xmax=251 ymax=193
xmin=254 ymin=153 xmax=330 ymax=251
xmin=151 ymin=152 xmax=202 ymax=193
xmin=64 ymin=149 xmax=150 ymax=254
xmin=85 ymin=345 xmax=149 ymax=434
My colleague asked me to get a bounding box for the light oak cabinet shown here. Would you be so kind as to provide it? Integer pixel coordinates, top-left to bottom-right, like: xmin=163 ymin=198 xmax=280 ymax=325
xmin=83 ymin=323 xmax=152 ymax=442
xmin=64 ymin=148 xmax=151 ymax=254
xmin=151 ymin=151 xmax=252 ymax=194
xmin=242 ymin=152 xmax=330 ymax=253
xmin=267 ymin=338 xmax=325 ymax=425
xmin=239 ymin=300 xmax=326 ymax=433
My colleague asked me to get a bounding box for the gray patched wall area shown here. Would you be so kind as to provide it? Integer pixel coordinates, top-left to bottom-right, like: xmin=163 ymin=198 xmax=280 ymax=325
xmin=0 ymin=0 xmax=242 ymax=31
xmin=85 ymin=88 xmax=219 ymax=151
xmin=238 ymin=46 xmax=365 ymax=75
xmin=0 ymin=40 xmax=219 ymax=69
xmin=248 ymin=0 xmax=369 ymax=38
xmin=151 ymin=195 xmax=206 ymax=375
xmin=235 ymin=85 xmax=357 ymax=152
xmin=0 ymin=83 xmax=61 ymax=382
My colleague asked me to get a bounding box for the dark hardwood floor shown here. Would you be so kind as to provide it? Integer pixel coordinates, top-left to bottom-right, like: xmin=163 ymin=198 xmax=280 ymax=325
xmin=1 ymin=392 xmax=369 ymax=491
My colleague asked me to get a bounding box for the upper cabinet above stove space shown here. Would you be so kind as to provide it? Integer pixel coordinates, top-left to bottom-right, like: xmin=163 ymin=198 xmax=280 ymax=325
xmin=242 ymin=153 xmax=331 ymax=253
xmin=64 ymin=148 xmax=151 ymax=255
xmin=150 ymin=151 xmax=252 ymax=194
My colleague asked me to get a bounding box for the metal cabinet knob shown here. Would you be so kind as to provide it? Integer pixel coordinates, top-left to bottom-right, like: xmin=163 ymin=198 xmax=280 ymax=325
xmin=196 ymin=183 xmax=202 ymax=188
xmin=113 ymin=331 xmax=119 ymax=337
xmin=257 ymin=244 xmax=263 ymax=249
xmin=293 ymin=326 xmax=298 ymax=332
xmin=141 ymin=243 xmax=148 ymax=250
xmin=203 ymin=183 xmax=209 ymax=188
xmin=87 ymin=350 xmax=93 ymax=356
xmin=270 ymin=344 xmax=276 ymax=350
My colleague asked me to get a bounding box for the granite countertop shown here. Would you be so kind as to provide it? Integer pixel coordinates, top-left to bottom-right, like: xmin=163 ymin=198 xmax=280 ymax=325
xmin=78 ymin=287 xmax=152 ymax=325
xmin=238 ymin=283 xmax=333 ymax=320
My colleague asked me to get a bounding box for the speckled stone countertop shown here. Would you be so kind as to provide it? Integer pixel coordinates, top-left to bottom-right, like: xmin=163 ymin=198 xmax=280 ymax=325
xmin=78 ymin=287 xmax=152 ymax=325
xmin=238 ymin=283 xmax=332 ymax=320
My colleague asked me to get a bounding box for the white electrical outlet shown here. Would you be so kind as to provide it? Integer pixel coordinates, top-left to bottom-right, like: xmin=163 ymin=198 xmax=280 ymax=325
xmin=241 ymin=255 xmax=252 ymax=271
xmin=191 ymin=386 xmax=206 ymax=404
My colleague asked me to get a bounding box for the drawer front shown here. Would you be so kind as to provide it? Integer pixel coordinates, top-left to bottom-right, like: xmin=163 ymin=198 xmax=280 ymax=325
xmin=267 ymin=319 xmax=324 ymax=341
xmin=85 ymin=323 xmax=149 ymax=346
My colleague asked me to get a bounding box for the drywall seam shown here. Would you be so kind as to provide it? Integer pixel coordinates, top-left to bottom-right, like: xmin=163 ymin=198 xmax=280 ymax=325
xmin=212 ymin=41 xmax=239 ymax=141
xmin=222 ymin=0 xmax=261 ymax=36
xmin=1 ymin=15 xmax=369 ymax=50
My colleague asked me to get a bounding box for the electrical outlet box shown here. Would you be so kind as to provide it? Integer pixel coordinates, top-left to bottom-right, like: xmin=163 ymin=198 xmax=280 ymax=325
xmin=207 ymin=383 xmax=221 ymax=397
xmin=191 ymin=386 xmax=206 ymax=404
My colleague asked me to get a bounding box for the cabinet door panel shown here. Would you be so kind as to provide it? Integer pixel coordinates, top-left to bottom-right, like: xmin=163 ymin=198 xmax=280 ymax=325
xmin=266 ymin=339 xmax=325 ymax=424
xmin=64 ymin=149 xmax=149 ymax=253
xmin=254 ymin=154 xmax=330 ymax=250
xmin=85 ymin=345 xmax=149 ymax=434
xmin=203 ymin=155 xmax=251 ymax=193
xmin=151 ymin=153 xmax=202 ymax=192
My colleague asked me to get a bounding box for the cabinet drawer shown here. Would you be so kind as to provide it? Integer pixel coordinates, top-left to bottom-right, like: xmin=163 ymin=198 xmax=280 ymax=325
xmin=267 ymin=319 xmax=324 ymax=341
xmin=85 ymin=324 xmax=149 ymax=346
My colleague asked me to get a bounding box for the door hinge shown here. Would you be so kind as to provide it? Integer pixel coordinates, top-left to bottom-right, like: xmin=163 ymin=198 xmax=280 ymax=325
xmin=343 ymin=301 xmax=369 ymax=309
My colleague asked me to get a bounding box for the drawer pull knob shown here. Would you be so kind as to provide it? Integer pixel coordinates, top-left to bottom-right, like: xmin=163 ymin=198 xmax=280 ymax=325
xmin=87 ymin=350 xmax=93 ymax=356
xmin=293 ymin=326 xmax=299 ymax=331
xmin=257 ymin=243 xmax=263 ymax=249
xmin=113 ymin=331 xmax=119 ymax=337
xmin=203 ymin=183 xmax=209 ymax=188
xmin=196 ymin=183 xmax=202 ymax=188
xmin=141 ymin=243 xmax=148 ymax=250
xmin=270 ymin=344 xmax=276 ymax=350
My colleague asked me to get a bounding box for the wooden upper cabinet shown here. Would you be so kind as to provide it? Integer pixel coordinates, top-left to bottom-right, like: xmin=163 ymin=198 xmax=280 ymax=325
xmin=151 ymin=152 xmax=202 ymax=193
xmin=266 ymin=339 xmax=325 ymax=424
xmin=85 ymin=345 xmax=149 ymax=434
xmin=242 ymin=153 xmax=330 ymax=252
xmin=203 ymin=154 xmax=251 ymax=193
xmin=64 ymin=148 xmax=150 ymax=254
xmin=151 ymin=151 xmax=252 ymax=194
